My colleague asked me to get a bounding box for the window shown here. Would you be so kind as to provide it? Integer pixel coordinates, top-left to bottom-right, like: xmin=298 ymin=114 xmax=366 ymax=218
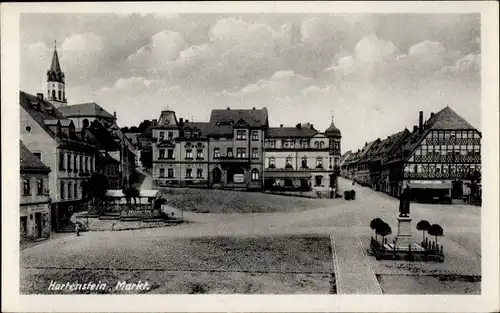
xmin=37 ymin=179 xmax=44 ymax=195
xmin=251 ymin=169 xmax=259 ymax=181
xmin=23 ymin=179 xmax=30 ymax=196
xmin=79 ymin=156 xmax=83 ymax=172
xmin=186 ymin=149 xmax=193 ymax=159
xmin=314 ymin=142 xmax=319 ymax=149
xmin=290 ymin=140 xmax=295 ymax=149
xmin=319 ymin=142 xmax=325 ymax=149
xmin=197 ymin=168 xmax=203 ymax=178
xmin=214 ymin=148 xmax=220 ymax=158
xmin=159 ymin=131 xmax=165 ymax=140
xmin=167 ymin=168 xmax=174 ymax=178
xmin=283 ymin=140 xmax=289 ymax=149
xmin=185 ymin=131 xmax=191 ymax=138
xmin=84 ymin=156 xmax=88 ymax=172
xmin=268 ymin=157 xmax=275 ymax=168
xmin=168 ymin=132 xmax=173 ymax=140
xmin=197 ymin=149 xmax=203 ymax=159
xmin=167 ymin=149 xmax=174 ymax=159
xmin=236 ymin=130 xmax=247 ymax=140
xmin=301 ymin=157 xmax=308 ymax=168
xmin=227 ymin=148 xmax=233 ymax=158
xmin=74 ymin=182 xmax=78 ymax=198
xmin=334 ymin=158 xmax=340 ymax=166
xmin=285 ymin=157 xmax=293 ymax=168
xmin=25 ymin=125 xmax=32 ymax=133
xmin=33 ymin=152 xmax=41 ymax=160
xmin=68 ymin=182 xmax=72 ymax=199
xmin=67 ymin=154 xmax=72 ymax=171
xmin=186 ymin=168 xmax=193 ymax=178
xmin=315 ymin=175 xmax=323 ymax=186
xmin=60 ymin=182 xmax=65 ymax=199
xmin=252 ymin=148 xmax=259 ymax=159
xmin=159 ymin=168 xmax=165 ymax=178
xmin=74 ymin=155 xmax=78 ymax=172
xmin=236 ymin=148 xmax=246 ymax=158
xmin=251 ymin=130 xmax=259 ymax=141
xmin=316 ymin=157 xmax=323 ymax=169
xmin=59 ymin=152 xmax=65 ymax=170
xmin=268 ymin=140 xmax=276 ymax=149
xmin=301 ymin=140 xmax=308 ymax=148
xmin=159 ymin=149 xmax=165 ymax=159
xmin=52 ymin=90 xmax=56 ymax=99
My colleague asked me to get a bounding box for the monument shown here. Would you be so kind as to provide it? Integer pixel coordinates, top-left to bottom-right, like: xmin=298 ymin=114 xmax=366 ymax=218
xmin=396 ymin=184 xmax=413 ymax=250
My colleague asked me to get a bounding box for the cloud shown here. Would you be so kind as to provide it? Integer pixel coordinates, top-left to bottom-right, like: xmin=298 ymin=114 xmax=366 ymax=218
xmin=61 ymin=33 xmax=103 ymax=52
xmin=127 ymin=30 xmax=187 ymax=70
xmin=435 ymin=53 xmax=481 ymax=80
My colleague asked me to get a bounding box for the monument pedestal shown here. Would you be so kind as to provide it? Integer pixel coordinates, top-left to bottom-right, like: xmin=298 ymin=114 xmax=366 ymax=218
xmin=396 ymin=216 xmax=413 ymax=250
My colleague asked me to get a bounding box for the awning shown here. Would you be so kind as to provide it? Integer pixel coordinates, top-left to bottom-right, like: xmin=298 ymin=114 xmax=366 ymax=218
xmin=409 ymin=183 xmax=451 ymax=190
xmin=264 ymin=171 xmax=312 ymax=179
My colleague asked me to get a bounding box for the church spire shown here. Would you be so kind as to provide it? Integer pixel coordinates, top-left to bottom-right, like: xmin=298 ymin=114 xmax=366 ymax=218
xmin=49 ymin=42 xmax=62 ymax=75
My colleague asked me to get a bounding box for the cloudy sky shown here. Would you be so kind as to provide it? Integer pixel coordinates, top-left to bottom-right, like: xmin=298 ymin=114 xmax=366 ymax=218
xmin=20 ymin=13 xmax=481 ymax=153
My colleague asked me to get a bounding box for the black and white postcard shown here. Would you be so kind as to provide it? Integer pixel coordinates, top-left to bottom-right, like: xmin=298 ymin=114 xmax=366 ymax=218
xmin=2 ymin=2 xmax=499 ymax=312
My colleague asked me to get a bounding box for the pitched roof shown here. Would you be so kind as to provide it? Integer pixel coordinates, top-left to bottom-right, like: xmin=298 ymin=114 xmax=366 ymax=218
xmin=58 ymin=102 xmax=115 ymax=119
xmin=359 ymin=138 xmax=384 ymax=163
xmin=266 ymin=126 xmax=318 ymax=138
xmin=388 ymin=106 xmax=478 ymax=164
xmin=183 ymin=122 xmax=210 ymax=139
xmin=206 ymin=108 xmax=269 ymax=136
xmin=124 ymin=132 xmax=140 ymax=146
xmin=20 ymin=141 xmax=51 ymax=173
xmin=87 ymin=120 xmax=121 ymax=151
xmin=372 ymin=129 xmax=411 ymax=164
xmin=20 ymin=91 xmax=97 ymax=148
xmin=352 ymin=140 xmax=379 ymax=164
xmin=50 ymin=48 xmax=62 ymax=73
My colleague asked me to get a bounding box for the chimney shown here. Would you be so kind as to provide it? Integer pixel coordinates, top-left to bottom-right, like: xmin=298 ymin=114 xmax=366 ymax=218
xmin=280 ymin=124 xmax=283 ymax=128
xmin=419 ymin=111 xmax=423 ymax=133
xmin=310 ymin=124 xmax=314 ymax=130
xmin=113 ymin=111 xmax=116 ymax=118
xmin=296 ymin=123 xmax=301 ymax=129
xmin=365 ymin=142 xmax=368 ymax=147
xmin=186 ymin=119 xmax=189 ymax=123
xmin=413 ymin=125 xmax=418 ymax=132
xmin=252 ymin=107 xmax=256 ymax=110
xmin=227 ymin=107 xmax=230 ymax=110
xmin=430 ymin=112 xmax=435 ymax=118
xmin=36 ymin=93 xmax=43 ymax=101
xmin=152 ymin=119 xmax=157 ymax=126
xmin=179 ymin=118 xmax=184 ymax=125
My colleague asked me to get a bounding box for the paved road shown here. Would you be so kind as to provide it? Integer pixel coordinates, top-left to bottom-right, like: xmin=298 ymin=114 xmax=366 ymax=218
xmin=22 ymin=177 xmax=482 ymax=283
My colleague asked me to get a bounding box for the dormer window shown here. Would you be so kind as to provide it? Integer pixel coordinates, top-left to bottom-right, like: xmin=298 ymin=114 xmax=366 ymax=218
xmin=186 ymin=131 xmax=191 ymax=138
xmin=236 ymin=130 xmax=246 ymax=140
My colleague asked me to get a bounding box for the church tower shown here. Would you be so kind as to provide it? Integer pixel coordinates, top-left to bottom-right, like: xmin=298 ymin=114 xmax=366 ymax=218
xmin=47 ymin=42 xmax=67 ymax=108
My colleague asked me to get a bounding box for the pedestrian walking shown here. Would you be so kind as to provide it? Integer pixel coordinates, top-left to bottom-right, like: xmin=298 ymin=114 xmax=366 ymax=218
xmin=329 ymin=186 xmax=334 ymax=199
xmin=75 ymin=222 xmax=81 ymax=236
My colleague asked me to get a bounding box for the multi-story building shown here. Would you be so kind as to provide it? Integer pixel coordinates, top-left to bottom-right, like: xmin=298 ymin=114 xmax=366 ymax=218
xmin=58 ymin=102 xmax=136 ymax=188
xmin=347 ymin=107 xmax=481 ymax=202
xmin=20 ymin=141 xmax=51 ymax=241
xmin=263 ymin=118 xmax=342 ymax=193
xmin=20 ymin=91 xmax=97 ymax=231
xmin=152 ymin=108 xmax=269 ymax=190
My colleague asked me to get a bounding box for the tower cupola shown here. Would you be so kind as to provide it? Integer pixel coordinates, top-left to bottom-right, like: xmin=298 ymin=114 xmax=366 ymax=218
xmin=46 ymin=41 xmax=67 ymax=108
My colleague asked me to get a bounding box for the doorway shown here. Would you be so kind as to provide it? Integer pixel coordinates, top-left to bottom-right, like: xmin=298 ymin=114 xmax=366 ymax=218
xmin=451 ymin=180 xmax=463 ymax=199
xmin=35 ymin=212 xmax=42 ymax=238
xmin=212 ymin=168 xmax=222 ymax=184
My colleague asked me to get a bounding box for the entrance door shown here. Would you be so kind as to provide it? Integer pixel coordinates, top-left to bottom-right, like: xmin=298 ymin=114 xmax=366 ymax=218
xmin=212 ymin=168 xmax=222 ymax=184
xmin=451 ymin=180 xmax=463 ymax=199
xmin=35 ymin=212 xmax=42 ymax=238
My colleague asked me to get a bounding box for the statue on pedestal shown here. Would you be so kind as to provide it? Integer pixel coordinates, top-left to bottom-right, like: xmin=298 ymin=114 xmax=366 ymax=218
xmin=399 ymin=183 xmax=411 ymax=217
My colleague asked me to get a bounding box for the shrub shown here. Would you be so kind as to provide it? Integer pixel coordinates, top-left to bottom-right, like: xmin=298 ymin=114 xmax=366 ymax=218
xmin=428 ymin=224 xmax=444 ymax=245
xmin=370 ymin=218 xmax=384 ymax=241
xmin=416 ymin=220 xmax=431 ymax=243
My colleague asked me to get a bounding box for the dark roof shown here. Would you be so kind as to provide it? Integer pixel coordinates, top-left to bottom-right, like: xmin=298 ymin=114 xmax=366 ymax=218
xmin=58 ymin=102 xmax=115 ymax=120
xmin=20 ymin=91 xmax=86 ymax=145
xmin=359 ymin=138 xmax=384 ymax=163
xmin=87 ymin=120 xmax=121 ymax=151
xmin=266 ymin=126 xmax=317 ymax=138
xmin=206 ymin=108 xmax=269 ymax=136
xmin=139 ymin=124 xmax=154 ymax=139
xmin=124 ymin=132 xmax=140 ymax=146
xmin=47 ymin=48 xmax=64 ymax=83
xmin=183 ymin=122 xmax=210 ymax=139
xmin=343 ymin=150 xmax=359 ymax=166
xmin=98 ymin=151 xmax=120 ymax=164
xmin=325 ymin=119 xmax=341 ymax=137
xmin=388 ymin=106 xmax=478 ymax=164
xmin=351 ymin=140 xmax=379 ymax=164
xmin=20 ymin=141 xmax=51 ymax=173
xmin=372 ymin=129 xmax=411 ymax=164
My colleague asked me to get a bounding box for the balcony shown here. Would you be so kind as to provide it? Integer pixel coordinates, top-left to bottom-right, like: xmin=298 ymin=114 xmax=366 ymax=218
xmin=403 ymin=172 xmax=472 ymax=180
xmin=413 ymin=155 xmax=480 ymax=163
xmin=426 ymin=138 xmax=480 ymax=146
xmin=214 ymin=156 xmax=249 ymax=163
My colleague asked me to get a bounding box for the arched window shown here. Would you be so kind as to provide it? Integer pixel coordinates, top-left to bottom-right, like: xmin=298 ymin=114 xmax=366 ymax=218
xmin=314 ymin=141 xmax=319 ymax=148
xmin=63 ymin=91 xmax=65 ymax=100
xmin=316 ymin=157 xmax=323 ymax=169
xmin=285 ymin=157 xmax=293 ymax=168
xmin=58 ymin=90 xmax=62 ymax=100
xmin=83 ymin=119 xmax=89 ymax=128
xmin=52 ymin=90 xmax=56 ymax=99
xmin=251 ymin=169 xmax=259 ymax=181
xmin=301 ymin=156 xmax=308 ymax=168
xmin=268 ymin=157 xmax=275 ymax=168
xmin=319 ymin=141 xmax=324 ymax=148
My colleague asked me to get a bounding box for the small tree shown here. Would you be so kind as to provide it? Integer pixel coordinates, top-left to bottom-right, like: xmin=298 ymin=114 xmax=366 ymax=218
xmin=123 ymin=186 xmax=140 ymax=213
xmin=427 ymin=224 xmax=444 ymax=246
xmin=140 ymin=146 xmax=153 ymax=169
xmin=370 ymin=218 xmax=384 ymax=241
xmin=88 ymin=172 xmax=109 ymax=214
xmin=416 ymin=220 xmax=431 ymax=243
xmin=376 ymin=222 xmax=392 ymax=244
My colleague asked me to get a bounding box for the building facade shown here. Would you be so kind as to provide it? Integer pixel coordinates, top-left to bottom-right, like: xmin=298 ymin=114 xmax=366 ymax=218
xmin=20 ymin=141 xmax=52 ymax=241
xmin=346 ymin=107 xmax=481 ymax=203
xmin=263 ymin=120 xmax=341 ymax=194
xmin=20 ymin=91 xmax=98 ymax=231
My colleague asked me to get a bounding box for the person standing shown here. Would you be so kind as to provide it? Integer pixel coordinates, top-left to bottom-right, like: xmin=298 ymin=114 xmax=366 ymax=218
xmin=75 ymin=222 xmax=81 ymax=236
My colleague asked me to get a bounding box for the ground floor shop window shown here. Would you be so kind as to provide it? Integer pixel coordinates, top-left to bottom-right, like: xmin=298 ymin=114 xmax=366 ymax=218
xmin=251 ymin=169 xmax=259 ymax=181
xmin=315 ymin=175 xmax=323 ymax=186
